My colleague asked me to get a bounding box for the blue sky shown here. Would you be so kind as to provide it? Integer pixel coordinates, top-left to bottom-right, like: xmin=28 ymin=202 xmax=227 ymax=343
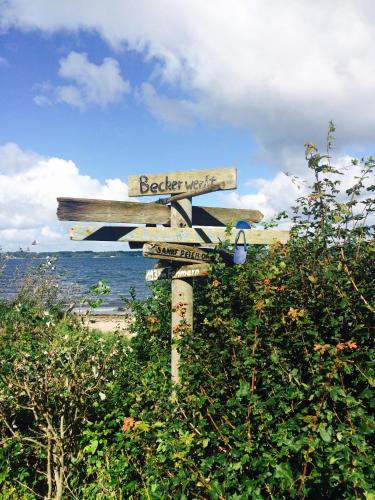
xmin=1 ymin=28 xmax=260 ymax=180
xmin=0 ymin=1 xmax=374 ymax=250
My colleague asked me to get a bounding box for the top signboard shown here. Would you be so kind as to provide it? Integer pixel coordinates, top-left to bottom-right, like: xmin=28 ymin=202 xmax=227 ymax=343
xmin=128 ymin=167 xmax=237 ymax=197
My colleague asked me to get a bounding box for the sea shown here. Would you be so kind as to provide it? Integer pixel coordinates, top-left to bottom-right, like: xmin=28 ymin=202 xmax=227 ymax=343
xmin=0 ymin=251 xmax=156 ymax=314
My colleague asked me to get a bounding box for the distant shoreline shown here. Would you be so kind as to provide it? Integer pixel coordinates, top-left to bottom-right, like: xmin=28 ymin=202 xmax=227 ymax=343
xmin=1 ymin=250 xmax=142 ymax=256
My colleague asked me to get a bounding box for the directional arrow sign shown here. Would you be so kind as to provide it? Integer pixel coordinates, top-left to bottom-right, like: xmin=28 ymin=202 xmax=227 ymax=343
xmin=128 ymin=166 xmax=237 ymax=197
xmin=145 ymin=263 xmax=211 ymax=282
xmin=70 ymin=225 xmax=290 ymax=245
xmin=143 ymin=242 xmax=212 ymax=263
xmin=57 ymin=197 xmax=263 ymax=225
xmin=57 ymin=198 xmax=170 ymax=224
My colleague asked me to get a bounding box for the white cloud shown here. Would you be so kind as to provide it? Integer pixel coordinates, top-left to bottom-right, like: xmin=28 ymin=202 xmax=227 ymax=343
xmin=139 ymin=82 xmax=197 ymax=127
xmin=0 ymin=142 xmax=43 ymax=173
xmin=56 ymin=84 xmax=83 ymax=108
xmin=222 ymin=172 xmax=306 ymax=221
xmin=2 ymin=0 xmax=375 ymax=162
xmin=221 ymin=154 xmax=372 ymax=224
xmin=35 ymin=51 xmax=130 ymax=108
xmin=0 ymin=143 xmax=131 ymax=251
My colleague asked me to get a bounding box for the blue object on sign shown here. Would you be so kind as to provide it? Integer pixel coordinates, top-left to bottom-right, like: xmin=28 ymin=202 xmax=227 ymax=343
xmin=235 ymin=220 xmax=251 ymax=230
xmin=233 ymin=220 xmax=250 ymax=264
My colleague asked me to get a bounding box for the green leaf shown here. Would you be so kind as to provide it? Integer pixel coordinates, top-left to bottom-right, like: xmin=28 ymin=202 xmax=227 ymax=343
xmin=236 ymin=380 xmax=251 ymax=398
xmin=319 ymin=427 xmax=332 ymax=443
xmin=202 ymin=438 xmax=210 ymax=448
xmin=85 ymin=439 xmax=98 ymax=455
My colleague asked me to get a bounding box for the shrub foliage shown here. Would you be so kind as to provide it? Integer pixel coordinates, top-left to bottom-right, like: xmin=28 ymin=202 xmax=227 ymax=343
xmin=0 ymin=135 xmax=374 ymax=498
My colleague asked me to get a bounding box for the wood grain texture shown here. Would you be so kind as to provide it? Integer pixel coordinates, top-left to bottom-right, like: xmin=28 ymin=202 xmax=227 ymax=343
xmin=170 ymin=198 xmax=193 ymax=385
xmin=143 ymin=242 xmax=212 ymax=263
xmin=70 ymin=225 xmax=290 ymax=245
xmin=128 ymin=166 xmax=237 ymax=196
xmin=57 ymin=197 xmax=263 ymax=226
xmin=145 ymin=263 xmax=211 ymax=281
xmin=57 ymin=197 xmax=170 ymax=224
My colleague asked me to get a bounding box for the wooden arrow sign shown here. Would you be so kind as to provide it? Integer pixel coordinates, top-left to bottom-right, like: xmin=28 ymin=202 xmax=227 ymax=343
xmin=143 ymin=242 xmax=212 ymax=263
xmin=57 ymin=198 xmax=170 ymax=224
xmin=70 ymin=225 xmax=290 ymax=245
xmin=128 ymin=166 xmax=237 ymax=197
xmin=57 ymin=197 xmax=263 ymax=225
xmin=145 ymin=263 xmax=211 ymax=282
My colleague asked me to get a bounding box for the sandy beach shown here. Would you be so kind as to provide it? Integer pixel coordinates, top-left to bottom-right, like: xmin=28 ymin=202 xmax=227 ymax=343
xmin=79 ymin=313 xmax=135 ymax=336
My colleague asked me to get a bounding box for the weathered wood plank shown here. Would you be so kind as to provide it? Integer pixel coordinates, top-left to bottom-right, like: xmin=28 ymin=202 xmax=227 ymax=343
xmin=57 ymin=197 xmax=263 ymax=226
xmin=145 ymin=263 xmax=211 ymax=282
xmin=57 ymin=197 xmax=170 ymax=224
xmin=128 ymin=167 xmax=237 ymax=196
xmin=70 ymin=225 xmax=290 ymax=245
xmin=143 ymin=242 xmax=212 ymax=264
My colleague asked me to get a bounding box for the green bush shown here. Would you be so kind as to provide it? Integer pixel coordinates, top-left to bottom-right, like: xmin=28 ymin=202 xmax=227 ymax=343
xmin=0 ymin=131 xmax=374 ymax=498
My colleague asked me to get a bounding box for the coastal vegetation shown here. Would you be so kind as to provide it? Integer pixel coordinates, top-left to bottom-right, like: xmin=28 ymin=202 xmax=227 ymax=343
xmin=0 ymin=134 xmax=374 ymax=498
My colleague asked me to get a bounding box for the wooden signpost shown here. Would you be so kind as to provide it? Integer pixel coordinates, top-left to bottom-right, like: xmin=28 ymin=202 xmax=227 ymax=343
xmin=57 ymin=166 xmax=290 ymax=386
xmin=128 ymin=166 xmax=237 ymax=196
xmin=143 ymin=242 xmax=212 ymax=264
xmin=57 ymin=197 xmax=263 ymax=226
xmin=69 ymin=225 xmax=289 ymax=245
xmin=145 ymin=263 xmax=211 ymax=282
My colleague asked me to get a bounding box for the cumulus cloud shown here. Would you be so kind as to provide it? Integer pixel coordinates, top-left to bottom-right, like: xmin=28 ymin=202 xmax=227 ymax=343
xmin=221 ymin=172 xmax=306 ymax=222
xmin=139 ymin=83 xmax=198 ymax=127
xmin=2 ymin=0 xmax=375 ymax=163
xmin=0 ymin=142 xmax=42 ymax=173
xmin=35 ymin=51 xmax=130 ymax=108
xmin=0 ymin=143 xmax=131 ymax=251
xmin=220 ymin=154 xmax=371 ymax=224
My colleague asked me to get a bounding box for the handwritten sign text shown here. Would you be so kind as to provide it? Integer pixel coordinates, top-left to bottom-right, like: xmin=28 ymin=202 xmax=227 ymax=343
xmin=143 ymin=242 xmax=211 ymax=263
xmin=128 ymin=167 xmax=236 ymax=196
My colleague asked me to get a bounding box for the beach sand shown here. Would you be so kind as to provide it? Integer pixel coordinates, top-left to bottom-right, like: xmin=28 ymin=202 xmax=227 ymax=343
xmin=79 ymin=314 xmax=135 ymax=337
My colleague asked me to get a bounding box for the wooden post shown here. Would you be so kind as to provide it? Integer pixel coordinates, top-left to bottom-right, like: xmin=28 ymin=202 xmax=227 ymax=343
xmin=171 ymin=198 xmax=193 ymax=385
